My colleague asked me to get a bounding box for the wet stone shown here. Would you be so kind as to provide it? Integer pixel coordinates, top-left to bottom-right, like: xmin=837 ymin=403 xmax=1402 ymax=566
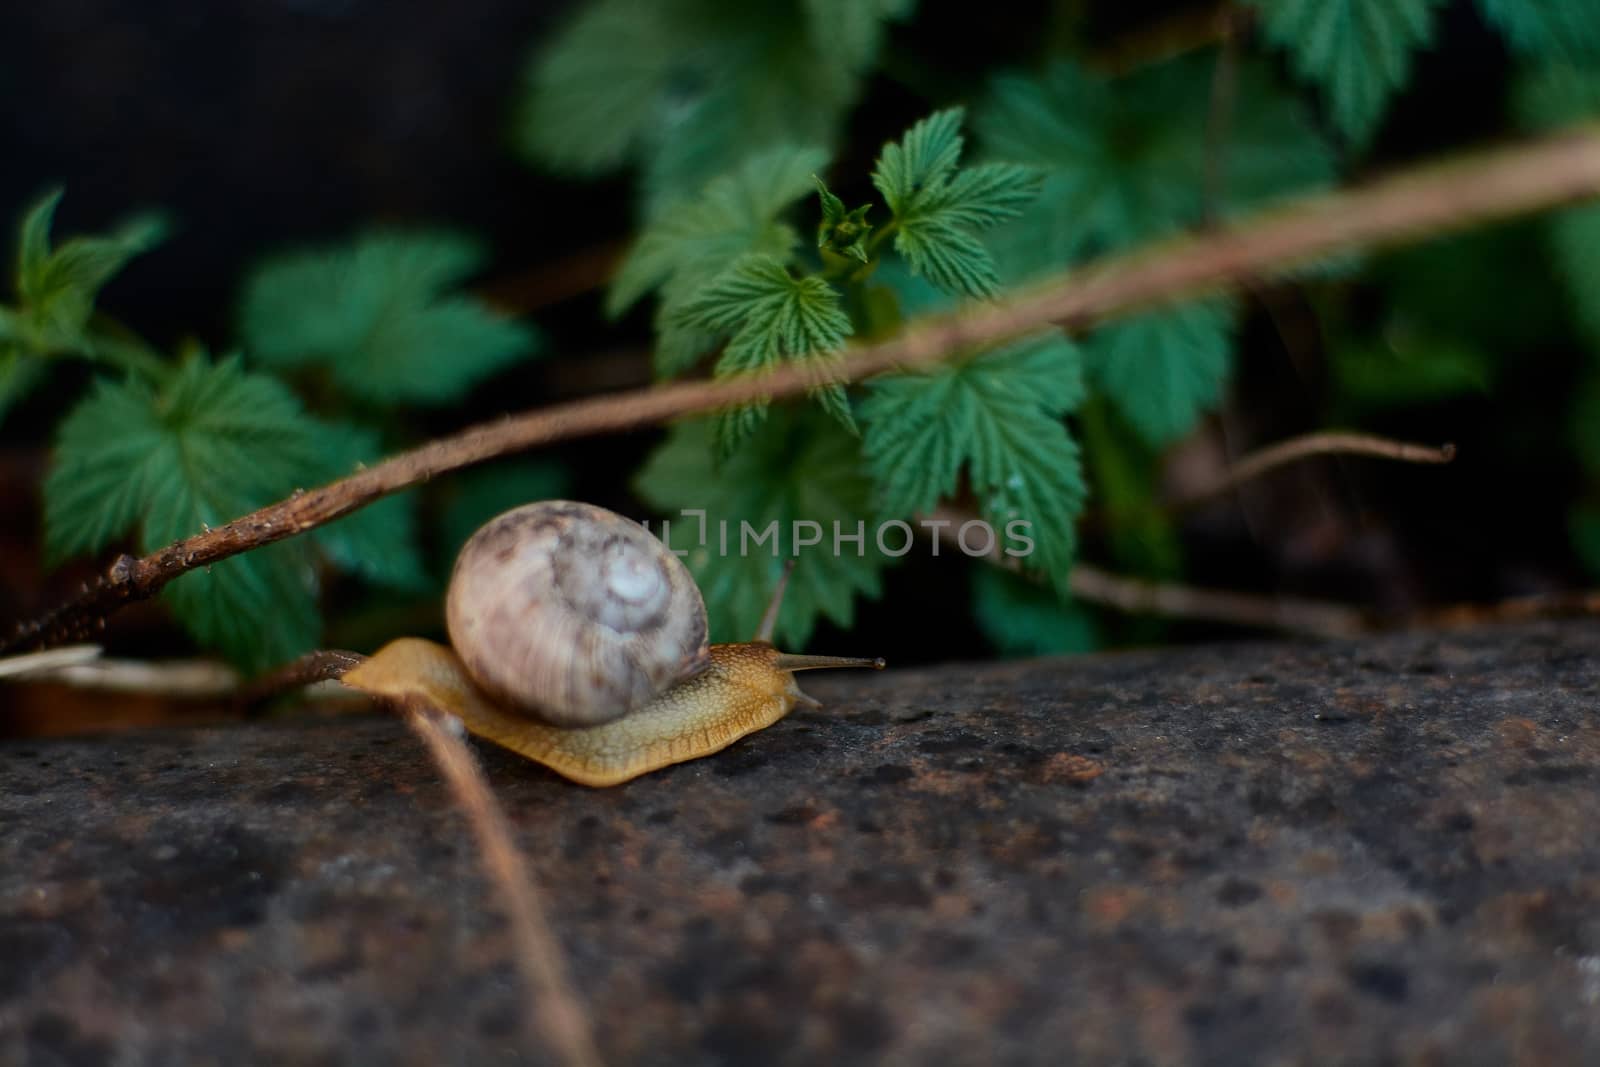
xmin=2 ymin=620 xmax=1599 ymax=1064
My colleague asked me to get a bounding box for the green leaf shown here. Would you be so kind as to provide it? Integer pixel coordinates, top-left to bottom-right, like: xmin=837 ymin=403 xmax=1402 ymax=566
xmin=44 ymin=356 xmax=328 ymax=670
xmin=872 ymin=109 xmax=1041 ymax=299
xmin=309 ymin=423 xmax=427 ymax=592
xmin=1083 ymin=301 xmax=1235 ymax=447
xmin=1515 ymin=63 xmax=1600 ymax=346
xmin=515 ymin=0 xmax=911 ymax=207
xmin=634 ymin=407 xmax=886 ymax=647
xmin=860 ymin=330 xmax=1086 ymax=588
xmin=438 ymin=459 xmax=572 ymax=568
xmin=972 ymin=566 xmax=1099 ymax=657
xmin=814 ymin=176 xmax=873 ymax=263
xmin=11 ymin=189 xmax=166 ymax=355
xmin=1331 ymin=334 xmax=1493 ymax=417
xmin=673 ymin=254 xmax=855 ymax=449
xmin=609 ymin=145 xmax=827 ymax=377
xmin=1371 ymin=224 xmax=1568 ymax=353
xmin=1247 ymin=0 xmax=1444 ymax=145
xmin=239 ymin=230 xmax=537 ymax=405
xmin=872 ymin=108 xmax=966 ymax=215
xmin=975 ymin=56 xmax=1333 ymax=278
xmin=610 ymin=145 xmax=826 ymax=315
xmin=0 ymin=345 xmax=48 ymax=430
xmin=1479 ymin=0 xmax=1600 ymax=61
xmin=17 ymin=189 xmax=63 ymax=283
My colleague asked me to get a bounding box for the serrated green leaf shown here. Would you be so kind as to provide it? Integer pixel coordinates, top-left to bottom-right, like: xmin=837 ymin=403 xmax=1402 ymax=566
xmin=1479 ymin=0 xmax=1600 ymax=61
xmin=17 ymin=189 xmax=63 ymax=282
xmin=873 ymin=110 xmax=1040 ymax=299
xmin=513 ymin=0 xmax=688 ymax=176
xmin=44 ymin=356 xmax=329 ymax=670
xmin=515 ymin=0 xmax=911 ymax=207
xmin=926 ymin=162 xmax=1043 ymax=230
xmin=814 ymin=176 xmax=873 ymax=263
xmin=860 ymin=330 xmax=1086 ymax=588
xmin=894 ymin=215 xmax=1000 ymax=298
xmin=1515 ymin=64 xmax=1600 ymax=346
xmin=634 ymin=407 xmax=886 ymax=647
xmin=11 ymin=190 xmax=165 ymax=355
xmin=674 ymin=254 xmax=855 ymax=449
xmin=309 ymin=423 xmax=427 ymax=592
xmin=610 ymin=145 xmax=826 ymax=316
xmin=1247 ymin=0 xmax=1443 ymax=145
xmin=976 ymin=56 xmax=1333 ymax=278
xmin=239 ymin=230 xmax=537 ymax=405
xmin=972 ymin=565 xmax=1099 ymax=657
xmin=872 ymin=108 xmax=966 ymax=215
xmin=609 ymin=145 xmax=828 ymax=377
xmin=1084 ymin=301 xmax=1235 ymax=447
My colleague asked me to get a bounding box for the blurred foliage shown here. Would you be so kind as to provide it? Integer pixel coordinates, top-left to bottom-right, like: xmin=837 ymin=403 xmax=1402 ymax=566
xmin=14 ymin=0 xmax=1600 ymax=670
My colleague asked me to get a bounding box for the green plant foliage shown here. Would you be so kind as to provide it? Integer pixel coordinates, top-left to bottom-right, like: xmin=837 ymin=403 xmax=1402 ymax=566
xmin=1479 ymin=0 xmax=1600 ymax=61
xmin=634 ymin=408 xmax=885 ymax=647
xmin=814 ymin=176 xmax=873 ymax=264
xmin=239 ymin=230 xmax=538 ymax=405
xmin=515 ymin=0 xmax=912 ymax=208
xmin=0 ymin=191 xmax=166 ymax=425
xmin=976 ymin=56 xmax=1333 ymax=276
xmin=1247 ymin=0 xmax=1444 ymax=145
xmin=1331 ymin=336 xmax=1493 ymax=416
xmin=309 ymin=423 xmax=427 ymax=593
xmin=673 ymin=254 xmax=854 ymax=450
xmin=860 ymin=330 xmax=1086 ymax=590
xmin=872 ymin=108 xmax=1042 ymax=298
xmin=43 ymin=356 xmax=332 ymax=670
xmin=1083 ymin=302 xmax=1236 ymax=447
xmin=609 ymin=145 xmax=827 ymax=376
xmin=1515 ymin=63 xmax=1600 ymax=346
xmin=11 ymin=190 xmax=166 ymax=355
xmin=972 ymin=566 xmax=1099 ymax=656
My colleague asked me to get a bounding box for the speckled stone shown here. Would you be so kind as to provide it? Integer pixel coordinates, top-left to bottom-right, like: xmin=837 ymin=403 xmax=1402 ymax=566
xmin=2 ymin=621 xmax=1598 ymax=1065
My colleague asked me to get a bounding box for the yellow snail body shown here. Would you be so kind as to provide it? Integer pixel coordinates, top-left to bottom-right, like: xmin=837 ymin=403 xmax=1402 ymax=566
xmin=343 ymin=501 xmax=882 ymax=787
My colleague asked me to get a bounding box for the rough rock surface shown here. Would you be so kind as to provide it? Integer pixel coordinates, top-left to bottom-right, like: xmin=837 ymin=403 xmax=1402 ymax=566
xmin=2 ymin=621 xmax=1598 ymax=1065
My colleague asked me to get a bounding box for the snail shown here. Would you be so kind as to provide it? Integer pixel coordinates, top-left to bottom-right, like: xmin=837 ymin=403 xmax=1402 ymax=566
xmin=342 ymin=501 xmax=883 ymax=787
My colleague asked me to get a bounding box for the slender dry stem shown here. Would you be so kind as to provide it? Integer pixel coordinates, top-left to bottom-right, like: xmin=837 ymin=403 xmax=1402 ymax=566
xmin=1170 ymin=432 xmax=1457 ymax=513
xmin=402 ymin=699 xmax=604 ymax=1067
xmin=8 ymin=124 xmax=1600 ymax=654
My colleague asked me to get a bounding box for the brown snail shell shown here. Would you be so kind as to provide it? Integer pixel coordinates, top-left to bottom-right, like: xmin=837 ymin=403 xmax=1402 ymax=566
xmin=444 ymin=500 xmax=711 ymax=728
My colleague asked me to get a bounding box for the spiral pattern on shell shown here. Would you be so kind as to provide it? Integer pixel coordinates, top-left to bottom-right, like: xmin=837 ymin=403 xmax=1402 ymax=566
xmin=445 ymin=501 xmax=711 ymax=727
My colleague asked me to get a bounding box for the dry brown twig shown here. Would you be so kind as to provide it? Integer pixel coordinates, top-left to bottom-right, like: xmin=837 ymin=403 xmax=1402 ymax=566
xmin=401 ymin=699 xmax=604 ymax=1067
xmin=1168 ymin=432 xmax=1457 ymax=513
xmin=7 ymin=124 xmax=1600 ymax=655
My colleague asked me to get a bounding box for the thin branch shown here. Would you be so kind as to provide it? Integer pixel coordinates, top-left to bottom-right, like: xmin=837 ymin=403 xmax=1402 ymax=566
xmin=1169 ymin=432 xmax=1457 ymax=513
xmin=401 ymin=699 xmax=604 ymax=1067
xmin=234 ymin=649 xmax=365 ymax=706
xmin=9 ymin=124 xmax=1600 ymax=654
xmin=922 ymin=506 xmax=1367 ymax=638
xmin=16 ymin=657 xmax=241 ymax=697
xmin=1067 ymin=562 xmax=1368 ymax=638
xmin=0 ymin=644 xmax=104 ymax=678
